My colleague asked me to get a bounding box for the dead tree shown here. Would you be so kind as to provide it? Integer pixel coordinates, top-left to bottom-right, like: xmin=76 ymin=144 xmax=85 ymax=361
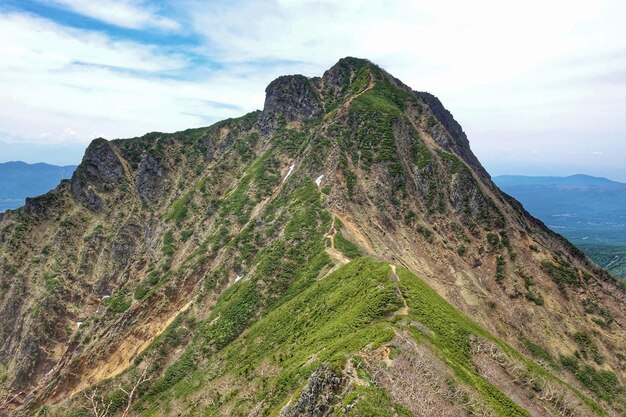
xmin=120 ymin=366 xmax=150 ymax=417
xmin=81 ymin=364 xmax=152 ymax=417
xmin=82 ymin=390 xmax=112 ymax=417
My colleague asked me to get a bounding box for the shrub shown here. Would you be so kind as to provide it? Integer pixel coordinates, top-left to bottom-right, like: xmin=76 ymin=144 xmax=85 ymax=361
xmin=335 ymin=233 xmax=362 ymax=259
xmin=525 ymin=291 xmax=544 ymax=306
xmin=495 ymin=255 xmax=506 ymax=282
xmin=162 ymin=232 xmax=175 ymax=256
xmin=541 ymin=260 xmax=579 ymax=293
xmin=104 ymin=293 xmax=131 ymax=314
xmin=522 ymin=339 xmax=555 ymax=366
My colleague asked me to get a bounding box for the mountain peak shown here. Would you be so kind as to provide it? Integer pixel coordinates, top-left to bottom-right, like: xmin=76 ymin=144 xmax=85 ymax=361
xmin=261 ymin=57 xmax=375 ymax=122
xmin=1 ymin=58 xmax=624 ymax=416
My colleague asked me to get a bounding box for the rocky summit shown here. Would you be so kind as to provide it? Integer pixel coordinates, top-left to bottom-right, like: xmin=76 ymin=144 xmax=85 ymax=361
xmin=0 ymin=57 xmax=624 ymax=417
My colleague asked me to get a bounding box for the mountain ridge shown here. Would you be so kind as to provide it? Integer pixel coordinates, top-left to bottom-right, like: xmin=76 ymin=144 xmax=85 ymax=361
xmin=0 ymin=57 xmax=624 ymax=416
xmin=494 ymin=174 xmax=625 ymax=187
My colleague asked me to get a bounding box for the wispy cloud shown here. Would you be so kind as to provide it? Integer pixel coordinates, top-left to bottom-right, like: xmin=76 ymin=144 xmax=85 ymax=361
xmin=1 ymin=0 xmax=626 ymax=181
xmin=43 ymin=0 xmax=180 ymax=31
xmin=0 ymin=11 xmax=264 ymax=144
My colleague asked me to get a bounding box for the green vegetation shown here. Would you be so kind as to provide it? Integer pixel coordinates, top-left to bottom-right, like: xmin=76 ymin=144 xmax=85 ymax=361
xmin=163 ymin=192 xmax=191 ymax=224
xmin=579 ymin=244 xmax=626 ymax=279
xmin=413 ymin=142 xmax=432 ymax=169
xmin=136 ymin=258 xmax=399 ymax=414
xmin=344 ymin=67 xmax=408 ymax=178
xmin=541 ymin=260 xmax=579 ymax=294
xmin=273 ymin=125 xmax=309 ymax=157
xmin=162 ymin=231 xmax=174 ymax=256
xmin=525 ymin=291 xmax=544 ymax=306
xmin=180 ymin=229 xmax=193 ymax=242
xmin=103 ymin=291 xmax=131 ymax=314
xmin=437 ymin=149 xmax=467 ymax=174
xmin=233 ymin=132 xmax=259 ymax=162
xmin=0 ymin=363 xmax=7 ymax=385
xmin=6 ymin=60 xmax=621 ymax=417
xmin=403 ymin=210 xmax=416 ymax=225
xmin=416 ymin=224 xmax=433 ymax=239
xmin=396 ymin=265 xmax=532 ymax=417
xmin=573 ymin=332 xmax=603 ymax=364
xmin=338 ymin=385 xmax=413 ymax=417
xmin=333 ymin=221 xmax=362 ymax=259
xmin=334 ymin=233 xmax=361 ymax=258
xmin=487 ymin=232 xmax=500 ymax=248
xmin=560 ymin=355 xmax=623 ymax=404
xmin=495 ymin=255 xmax=506 ymax=282
xmin=522 ymin=339 xmax=556 ymax=367
xmin=582 ymin=299 xmax=614 ymax=328
xmin=43 ymin=272 xmax=59 ymax=294
xmin=219 ymin=150 xmax=280 ymax=224
xmin=520 ymin=271 xmax=544 ymax=306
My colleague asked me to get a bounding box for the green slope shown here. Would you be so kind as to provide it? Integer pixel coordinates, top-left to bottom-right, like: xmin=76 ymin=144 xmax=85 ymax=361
xmin=64 ymin=258 xmax=609 ymax=417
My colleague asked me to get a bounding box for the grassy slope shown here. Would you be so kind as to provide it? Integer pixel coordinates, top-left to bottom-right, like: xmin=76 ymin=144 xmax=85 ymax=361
xmin=122 ymin=257 xmax=605 ymax=417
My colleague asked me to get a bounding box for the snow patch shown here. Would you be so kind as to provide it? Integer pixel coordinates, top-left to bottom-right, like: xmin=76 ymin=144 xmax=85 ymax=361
xmin=315 ymin=175 xmax=324 ymax=187
xmin=283 ymin=164 xmax=295 ymax=183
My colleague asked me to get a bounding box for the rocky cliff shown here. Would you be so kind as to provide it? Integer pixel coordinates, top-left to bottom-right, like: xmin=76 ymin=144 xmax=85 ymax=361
xmin=0 ymin=57 xmax=624 ymax=416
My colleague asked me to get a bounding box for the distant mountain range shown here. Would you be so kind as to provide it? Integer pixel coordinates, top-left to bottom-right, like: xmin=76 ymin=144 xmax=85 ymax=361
xmin=0 ymin=161 xmax=76 ymax=212
xmin=494 ymin=174 xmax=626 ymax=277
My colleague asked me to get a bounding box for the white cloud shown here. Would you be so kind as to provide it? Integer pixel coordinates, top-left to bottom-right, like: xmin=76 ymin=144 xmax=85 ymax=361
xmin=1 ymin=0 xmax=626 ymax=180
xmin=43 ymin=0 xmax=180 ymax=30
xmin=0 ymin=12 xmax=264 ymax=144
xmin=0 ymin=12 xmax=186 ymax=73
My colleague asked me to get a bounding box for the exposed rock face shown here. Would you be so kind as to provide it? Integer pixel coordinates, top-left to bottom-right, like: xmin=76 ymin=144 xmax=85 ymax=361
xmin=76 ymin=139 xmax=126 ymax=183
xmin=278 ymin=364 xmax=345 ymax=417
xmin=416 ymin=91 xmax=489 ymax=178
xmin=321 ymin=56 xmax=371 ymax=100
xmin=135 ymin=154 xmax=164 ymax=202
xmin=70 ymin=175 xmax=102 ymax=211
xmin=263 ymin=75 xmax=323 ymax=121
xmin=70 ymin=139 xmax=126 ymax=211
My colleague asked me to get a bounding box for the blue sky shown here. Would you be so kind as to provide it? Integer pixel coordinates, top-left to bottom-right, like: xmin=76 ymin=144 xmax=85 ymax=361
xmin=1 ymin=0 xmax=625 ymax=180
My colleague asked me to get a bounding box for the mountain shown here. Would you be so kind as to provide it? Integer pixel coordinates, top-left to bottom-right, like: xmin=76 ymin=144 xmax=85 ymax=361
xmin=494 ymin=174 xmax=626 ymax=278
xmin=0 ymin=162 xmax=77 ymax=213
xmin=0 ymin=58 xmax=624 ymax=417
xmin=494 ymin=174 xmax=623 ymax=187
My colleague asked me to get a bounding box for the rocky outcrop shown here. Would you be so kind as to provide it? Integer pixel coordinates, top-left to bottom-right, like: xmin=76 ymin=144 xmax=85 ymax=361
xmin=70 ymin=175 xmax=102 ymax=211
xmin=76 ymin=139 xmax=126 ymax=183
xmin=278 ymin=364 xmax=345 ymax=417
xmin=321 ymin=56 xmax=371 ymax=100
xmin=416 ymin=91 xmax=490 ymax=178
xmin=263 ymin=75 xmax=323 ymax=121
xmin=135 ymin=154 xmax=164 ymax=202
xmin=70 ymin=139 xmax=126 ymax=211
